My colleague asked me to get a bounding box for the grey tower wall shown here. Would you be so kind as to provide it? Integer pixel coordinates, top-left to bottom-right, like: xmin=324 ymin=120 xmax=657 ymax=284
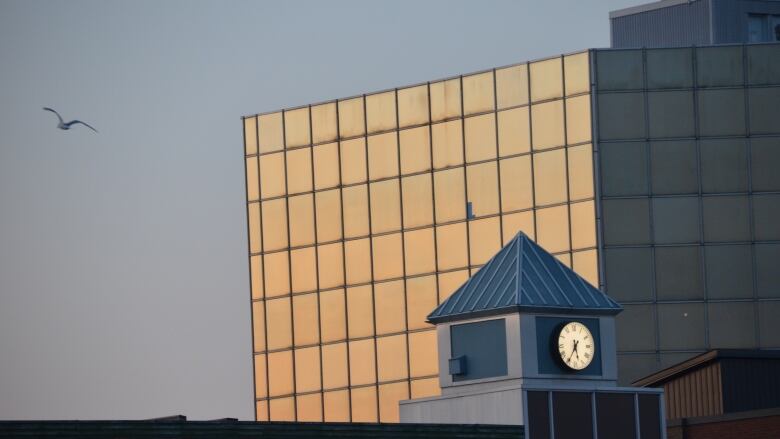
xmin=611 ymin=0 xmax=780 ymax=48
xmin=592 ymin=43 xmax=780 ymax=384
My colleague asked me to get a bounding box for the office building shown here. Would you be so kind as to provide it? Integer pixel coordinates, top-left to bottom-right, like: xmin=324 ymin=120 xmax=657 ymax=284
xmin=242 ymin=41 xmax=780 ymax=422
xmin=610 ymin=0 xmax=780 ymax=48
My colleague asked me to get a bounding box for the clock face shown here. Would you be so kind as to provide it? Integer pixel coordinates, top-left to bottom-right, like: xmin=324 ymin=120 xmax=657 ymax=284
xmin=557 ymin=321 xmax=595 ymax=371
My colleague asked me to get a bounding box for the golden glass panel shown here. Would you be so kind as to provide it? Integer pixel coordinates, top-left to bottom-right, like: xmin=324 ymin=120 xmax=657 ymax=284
xmin=398 ymin=84 xmax=429 ymax=128
xmin=496 ymin=64 xmax=529 ymax=109
xmin=340 ymin=137 xmax=367 ymax=185
xmin=347 ymin=285 xmax=375 ymax=339
xmin=555 ymin=253 xmax=572 ymax=268
xmin=313 ymin=142 xmax=340 ymax=189
xmin=564 ymin=52 xmax=590 ymax=96
xmin=466 ymin=162 xmax=499 ymax=217
xmin=436 ymin=223 xmax=468 ymax=271
xmin=263 ymin=251 xmax=290 ymax=298
xmin=292 ymin=293 xmax=320 ymax=346
xmin=401 ymin=174 xmax=434 ymax=228
xmin=531 ymin=100 xmax=565 ymax=150
xmin=252 ymin=301 xmax=266 ymax=352
xmin=566 ymin=95 xmax=592 ymax=144
xmin=320 ymin=288 xmax=347 ymax=342
xmin=294 ymin=346 xmax=321 ymax=393
xmin=573 ymin=249 xmax=599 ymax=287
xmin=244 ymin=117 xmax=258 ymax=155
xmin=438 ymin=269 xmax=469 ymax=302
xmin=464 ymin=113 xmax=497 ymax=163
xmin=266 ymin=297 xmax=292 ymax=350
xmin=296 ymin=393 xmax=323 ymax=422
xmin=269 ymin=397 xmax=295 ymax=421
xmin=286 ymin=147 xmax=312 ymax=194
xmin=368 ymin=132 xmax=399 ymax=181
xmin=323 ymin=390 xmax=350 ymax=422
xmin=248 ymin=202 xmax=262 ymax=253
xmin=288 ymin=194 xmax=315 ymax=248
xmin=315 ymin=189 xmax=342 ymax=243
xmin=433 ymin=168 xmax=466 ymax=223
xmin=321 ymin=343 xmax=349 ymax=390
xmin=317 ymin=243 xmax=344 ymax=290
xmin=370 ymin=179 xmax=402 ymax=234
xmin=284 ymin=107 xmax=311 ymax=148
xmin=345 ymin=238 xmax=372 ymax=285
xmin=349 ymin=339 xmax=377 ymax=386
xmin=366 ymin=91 xmax=397 ymax=133
xmin=256 ymin=400 xmax=268 ymax=421
xmin=246 ymin=156 xmax=259 ymax=201
xmin=406 ymin=275 xmax=437 ymax=330
xmin=499 ymin=156 xmax=533 ymax=212
xmin=377 ymin=334 xmax=409 ymax=382
xmin=379 ymin=382 xmax=409 ymax=423
xmin=258 ymin=112 xmax=284 ymax=153
xmin=404 ymin=228 xmax=436 ymax=276
xmin=399 ymin=126 xmax=431 ymax=175
xmin=312 ymin=102 xmax=338 ymax=144
xmin=567 ymin=143 xmax=594 ymax=200
xmin=259 ymin=152 xmax=286 ymax=199
xmin=409 ymin=330 xmax=438 ymax=377
xmin=468 ymin=217 xmax=501 ymax=265
xmin=374 ymin=279 xmax=406 ymax=335
xmin=250 ymin=255 xmax=264 ymax=299
xmin=530 ymin=57 xmax=563 ymax=102
xmin=268 ymin=350 xmax=294 ymax=396
xmin=430 ymin=78 xmax=461 ymax=122
xmin=462 ymin=71 xmax=495 ymax=115
xmin=372 ymin=233 xmax=404 ymax=281
xmin=431 ymin=119 xmax=464 ymax=169
xmin=411 ymin=378 xmax=441 ymax=398
xmin=536 ymin=205 xmax=570 ymax=254
xmin=254 ymin=354 xmax=267 ymax=398
xmin=290 ymin=247 xmax=317 ymax=294
xmin=533 ymin=148 xmax=568 ymax=206
xmin=502 ymin=210 xmax=535 ymax=244
xmin=351 ymin=386 xmax=378 ymax=422
xmin=338 ymin=97 xmax=365 ymax=139
xmin=570 ymin=200 xmax=596 ymax=250
xmin=497 ymin=107 xmax=531 ymax=156
xmin=342 ymin=185 xmax=370 ymax=238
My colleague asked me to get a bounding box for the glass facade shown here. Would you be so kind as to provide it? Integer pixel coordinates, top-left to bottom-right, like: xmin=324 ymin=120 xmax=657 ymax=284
xmin=243 ymin=51 xmax=597 ymax=422
xmin=595 ymin=44 xmax=780 ymax=384
xmin=242 ymin=41 xmax=780 ymax=420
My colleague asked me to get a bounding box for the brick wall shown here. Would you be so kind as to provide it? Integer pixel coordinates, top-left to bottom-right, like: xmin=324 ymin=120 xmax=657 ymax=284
xmin=668 ymin=413 xmax=780 ymax=439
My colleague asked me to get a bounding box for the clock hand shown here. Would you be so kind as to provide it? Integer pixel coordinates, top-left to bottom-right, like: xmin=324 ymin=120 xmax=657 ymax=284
xmin=567 ymin=339 xmax=579 ymax=362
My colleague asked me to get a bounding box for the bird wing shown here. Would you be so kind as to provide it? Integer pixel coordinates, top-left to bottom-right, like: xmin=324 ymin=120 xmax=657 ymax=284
xmin=66 ymin=120 xmax=98 ymax=133
xmin=43 ymin=107 xmax=63 ymax=123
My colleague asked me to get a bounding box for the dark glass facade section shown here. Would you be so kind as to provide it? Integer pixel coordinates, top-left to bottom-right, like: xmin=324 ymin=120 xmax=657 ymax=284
xmin=596 ymin=43 xmax=780 ymax=384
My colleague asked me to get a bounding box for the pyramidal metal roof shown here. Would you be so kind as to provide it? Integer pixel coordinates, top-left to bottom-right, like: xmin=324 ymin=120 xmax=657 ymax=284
xmin=427 ymin=232 xmax=622 ymax=323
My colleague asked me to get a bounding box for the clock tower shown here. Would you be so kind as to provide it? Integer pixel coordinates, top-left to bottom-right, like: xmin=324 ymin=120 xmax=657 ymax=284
xmin=400 ymin=232 xmax=666 ymax=439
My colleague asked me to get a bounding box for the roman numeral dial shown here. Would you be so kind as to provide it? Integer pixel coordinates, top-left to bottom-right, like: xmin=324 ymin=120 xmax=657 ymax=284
xmin=557 ymin=321 xmax=596 ymax=370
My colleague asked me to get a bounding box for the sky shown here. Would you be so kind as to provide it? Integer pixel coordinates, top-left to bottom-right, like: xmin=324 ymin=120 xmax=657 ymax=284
xmin=0 ymin=0 xmax=637 ymax=420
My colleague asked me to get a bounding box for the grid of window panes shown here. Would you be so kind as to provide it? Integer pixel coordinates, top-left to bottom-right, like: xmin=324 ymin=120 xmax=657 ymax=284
xmin=595 ymin=43 xmax=780 ymax=385
xmin=242 ymin=50 xmax=598 ymax=422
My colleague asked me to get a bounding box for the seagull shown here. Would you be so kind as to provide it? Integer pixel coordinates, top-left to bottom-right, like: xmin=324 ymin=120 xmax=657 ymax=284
xmin=43 ymin=107 xmax=98 ymax=133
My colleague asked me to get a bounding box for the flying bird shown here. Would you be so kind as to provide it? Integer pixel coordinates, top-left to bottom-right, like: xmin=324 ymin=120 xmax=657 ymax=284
xmin=43 ymin=107 xmax=98 ymax=133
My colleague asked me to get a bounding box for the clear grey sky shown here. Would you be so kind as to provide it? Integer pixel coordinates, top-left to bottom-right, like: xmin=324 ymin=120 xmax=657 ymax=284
xmin=0 ymin=0 xmax=636 ymax=420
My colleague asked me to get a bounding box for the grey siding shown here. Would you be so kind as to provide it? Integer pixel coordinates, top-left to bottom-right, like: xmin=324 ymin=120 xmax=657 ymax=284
xmin=712 ymin=0 xmax=780 ymax=43
xmin=611 ymin=0 xmax=711 ymax=48
xmin=721 ymin=358 xmax=780 ymax=413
